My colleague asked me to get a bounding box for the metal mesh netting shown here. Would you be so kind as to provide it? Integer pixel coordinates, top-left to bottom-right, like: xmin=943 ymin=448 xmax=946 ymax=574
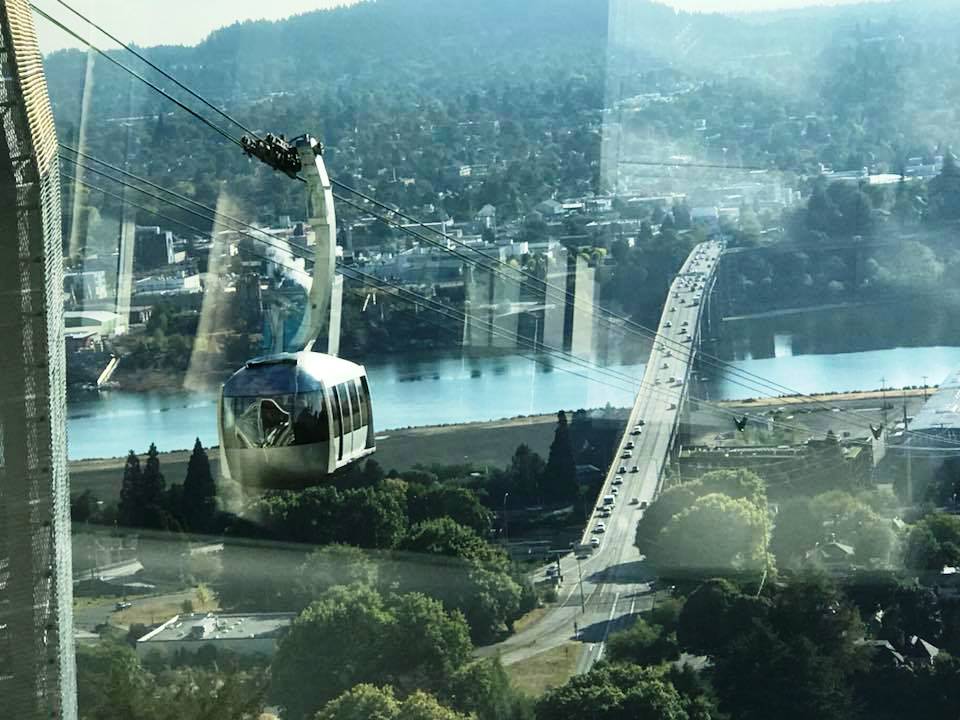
xmin=0 ymin=1 xmax=75 ymax=718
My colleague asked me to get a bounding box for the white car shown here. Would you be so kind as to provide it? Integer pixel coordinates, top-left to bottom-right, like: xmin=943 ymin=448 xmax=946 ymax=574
xmin=594 ymin=522 xmax=606 ymax=534
xmin=621 ymin=449 xmax=633 ymax=459
xmin=612 ymin=487 xmax=620 ymax=495
xmin=590 ymin=537 xmax=601 ymax=547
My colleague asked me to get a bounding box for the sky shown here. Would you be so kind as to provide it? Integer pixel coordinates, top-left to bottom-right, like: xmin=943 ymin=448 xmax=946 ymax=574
xmin=34 ymin=0 xmax=885 ymax=53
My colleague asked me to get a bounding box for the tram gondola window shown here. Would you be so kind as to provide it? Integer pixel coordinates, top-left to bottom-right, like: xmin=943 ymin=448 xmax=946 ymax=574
xmin=293 ymin=390 xmax=328 ymax=445
xmin=336 ymin=383 xmax=353 ymax=434
xmin=330 ymin=386 xmax=343 ymax=458
xmin=348 ymin=381 xmax=362 ymax=429
xmin=361 ymin=375 xmax=374 ymax=430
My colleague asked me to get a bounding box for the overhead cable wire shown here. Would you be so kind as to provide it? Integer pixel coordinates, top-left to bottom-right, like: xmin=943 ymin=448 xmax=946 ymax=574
xmin=41 ymin=6 xmax=942 ymax=443
xmin=31 ymin=5 xmax=246 ymax=150
xmin=58 ymin=154 xmax=908 ymax=442
xmin=38 ymin=2 xmax=904 ymax=433
xmin=42 ymin=0 xmax=262 ymax=140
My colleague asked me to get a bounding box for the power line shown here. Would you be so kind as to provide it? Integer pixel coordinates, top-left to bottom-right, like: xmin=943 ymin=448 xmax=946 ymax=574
xmin=37 ymin=1 xmax=892 ymax=431
xmin=42 ymin=0 xmax=262 ymax=141
xmin=40 ymin=6 xmax=946 ymax=445
xmin=58 ymin=151 xmax=923 ymax=443
xmin=31 ymin=4 xmax=246 ymax=150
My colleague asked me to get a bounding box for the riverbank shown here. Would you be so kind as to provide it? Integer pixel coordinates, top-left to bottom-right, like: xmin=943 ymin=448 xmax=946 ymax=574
xmin=717 ymin=386 xmax=934 ymax=408
xmin=69 ymin=412 xmax=560 ymax=503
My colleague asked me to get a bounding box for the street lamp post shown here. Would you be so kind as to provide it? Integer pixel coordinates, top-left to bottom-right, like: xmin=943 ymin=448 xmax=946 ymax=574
xmin=576 ymin=554 xmax=586 ymax=614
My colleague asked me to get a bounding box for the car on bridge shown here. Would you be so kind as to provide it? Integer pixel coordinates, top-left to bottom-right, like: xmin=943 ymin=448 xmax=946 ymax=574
xmin=621 ymin=449 xmax=633 ymax=458
xmin=590 ymin=537 xmax=600 ymax=548
xmin=618 ymin=465 xmax=627 ymax=474
xmin=664 ymin=320 xmax=672 ymax=328
xmin=631 ymin=464 xmax=640 ymax=473
xmin=662 ymin=362 xmax=669 ymax=369
xmin=593 ymin=522 xmax=606 ymax=534
xmin=613 ymin=477 xmax=623 ymax=486
xmin=625 ymin=441 xmax=635 ymax=449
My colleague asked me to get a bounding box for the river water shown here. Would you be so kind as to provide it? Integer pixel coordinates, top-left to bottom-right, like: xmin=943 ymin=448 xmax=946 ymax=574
xmin=65 ymin=344 xmax=960 ymax=460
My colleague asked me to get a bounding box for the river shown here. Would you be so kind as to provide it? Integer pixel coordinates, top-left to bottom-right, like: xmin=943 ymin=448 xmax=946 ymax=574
xmin=65 ymin=344 xmax=960 ymax=460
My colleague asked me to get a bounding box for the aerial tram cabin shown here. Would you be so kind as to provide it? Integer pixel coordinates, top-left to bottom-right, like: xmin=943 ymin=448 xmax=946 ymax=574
xmin=218 ymin=134 xmax=375 ymax=491
xmin=218 ymin=352 xmax=375 ymax=491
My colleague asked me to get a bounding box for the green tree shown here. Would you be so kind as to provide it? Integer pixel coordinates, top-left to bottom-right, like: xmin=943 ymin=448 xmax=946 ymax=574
xmin=544 ymin=411 xmax=578 ymax=506
xmin=183 ymin=437 xmax=217 ymax=533
xmin=536 ymin=664 xmax=689 ymax=720
xmin=771 ymin=497 xmax=822 ymax=567
xmin=606 ymin=616 xmax=679 ymax=666
xmin=396 ymin=518 xmax=524 ymax=644
xmin=293 ymin=544 xmax=379 ymax=608
xmin=677 ymin=578 xmax=766 ymax=657
xmin=317 ymin=685 xmax=471 ymax=720
xmin=141 ymin=443 xmax=167 ymax=529
xmin=903 ymin=513 xmax=960 ymax=573
xmin=271 ymin=585 xmax=471 ymax=720
xmin=928 ymin=152 xmax=960 ymax=221
xmin=649 ymin=494 xmax=767 ymax=578
xmin=119 ymin=450 xmax=144 ymax=527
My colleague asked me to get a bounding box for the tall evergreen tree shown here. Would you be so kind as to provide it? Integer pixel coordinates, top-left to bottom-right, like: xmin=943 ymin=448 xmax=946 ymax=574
xmin=183 ymin=437 xmax=217 ymax=533
xmin=118 ymin=450 xmax=143 ymax=527
xmin=141 ymin=442 xmax=166 ymax=529
xmin=545 ymin=411 xmax=579 ymax=507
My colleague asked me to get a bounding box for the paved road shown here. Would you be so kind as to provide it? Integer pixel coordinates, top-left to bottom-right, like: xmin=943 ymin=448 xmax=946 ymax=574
xmin=482 ymin=241 xmax=723 ymax=669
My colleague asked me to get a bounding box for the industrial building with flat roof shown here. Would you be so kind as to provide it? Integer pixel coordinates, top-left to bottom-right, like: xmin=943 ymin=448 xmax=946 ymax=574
xmin=908 ymin=369 xmax=960 ymax=441
xmin=136 ymin=612 xmax=296 ymax=659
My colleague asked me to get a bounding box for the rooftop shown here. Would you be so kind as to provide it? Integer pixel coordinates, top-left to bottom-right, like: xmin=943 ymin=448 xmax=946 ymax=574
xmin=138 ymin=612 xmax=296 ymax=644
xmin=909 ymin=368 xmax=960 ymax=434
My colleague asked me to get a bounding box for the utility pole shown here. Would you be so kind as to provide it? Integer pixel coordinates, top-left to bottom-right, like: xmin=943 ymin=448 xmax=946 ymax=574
xmin=880 ymin=376 xmax=888 ymax=427
xmin=922 ymin=376 xmax=929 ymax=402
xmin=903 ymin=398 xmax=913 ymax=505
xmin=576 ymin=554 xmax=586 ymax=614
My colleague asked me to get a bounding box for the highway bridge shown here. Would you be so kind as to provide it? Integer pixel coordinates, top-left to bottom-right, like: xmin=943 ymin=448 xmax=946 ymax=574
xmin=484 ymin=240 xmax=723 ymax=670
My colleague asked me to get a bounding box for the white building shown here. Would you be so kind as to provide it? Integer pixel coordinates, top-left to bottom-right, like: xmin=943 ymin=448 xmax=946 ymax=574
xmin=136 ymin=612 xmax=296 ymax=660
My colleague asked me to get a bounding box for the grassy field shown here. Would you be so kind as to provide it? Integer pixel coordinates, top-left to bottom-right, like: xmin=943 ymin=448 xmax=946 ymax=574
xmin=508 ymin=643 xmax=581 ymax=697
xmin=69 ymin=414 xmax=557 ymax=503
xmin=112 ymin=587 xmax=219 ymax=626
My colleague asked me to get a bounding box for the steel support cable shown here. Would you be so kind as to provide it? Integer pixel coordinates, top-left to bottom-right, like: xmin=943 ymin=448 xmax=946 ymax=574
xmin=60 ymin=163 xmax=644 ymax=395
xmin=336 ymin=266 xmax=639 ymax=394
xmin=31 ymin=5 xmax=246 ymax=150
xmin=38 ymin=7 xmax=935 ymax=444
xmin=332 ymin=189 xmax=867 ymax=417
xmin=37 ymin=2 xmax=913 ymax=436
xmin=330 ymin=180 xmax=845 ymax=407
xmin=60 ymin=161 xmax=649 ymax=396
xmin=41 ymin=0 xmax=263 ymax=140
xmin=59 ymin=149 xmax=669 ymax=397
xmin=36 ymin=2 xmax=930 ymax=441
xmin=61 ymin=152 xmax=950 ymax=447
xmin=337 ymin=264 xmax=844 ymax=439
xmin=59 ymin=157 xmax=893 ymax=442
xmin=61 ymin=171 xmax=315 ymax=280
xmin=331 ymin=180 xmax=944 ymax=438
